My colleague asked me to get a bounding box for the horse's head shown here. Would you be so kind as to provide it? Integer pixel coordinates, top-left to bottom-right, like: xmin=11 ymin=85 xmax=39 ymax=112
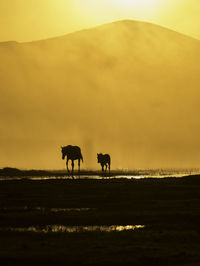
xmin=97 ymin=153 xmax=102 ymax=163
xmin=61 ymin=146 xmax=65 ymax=160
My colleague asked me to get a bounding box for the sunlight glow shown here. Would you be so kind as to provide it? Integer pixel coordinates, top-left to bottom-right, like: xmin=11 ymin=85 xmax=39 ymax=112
xmin=113 ymin=0 xmax=164 ymax=13
xmin=71 ymin=0 xmax=167 ymax=29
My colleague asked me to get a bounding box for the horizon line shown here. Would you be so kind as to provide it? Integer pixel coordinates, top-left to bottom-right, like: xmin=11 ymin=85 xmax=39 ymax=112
xmin=0 ymin=19 xmax=199 ymax=44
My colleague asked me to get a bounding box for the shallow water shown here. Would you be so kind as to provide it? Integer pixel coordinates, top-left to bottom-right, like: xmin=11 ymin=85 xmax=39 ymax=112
xmin=0 ymin=173 xmax=197 ymax=181
xmin=0 ymin=224 xmax=145 ymax=233
xmin=0 ymin=206 xmax=91 ymax=212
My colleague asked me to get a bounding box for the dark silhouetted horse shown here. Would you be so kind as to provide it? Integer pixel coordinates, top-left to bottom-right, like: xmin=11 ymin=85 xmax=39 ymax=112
xmin=97 ymin=153 xmax=111 ymax=172
xmin=61 ymin=145 xmax=83 ymax=177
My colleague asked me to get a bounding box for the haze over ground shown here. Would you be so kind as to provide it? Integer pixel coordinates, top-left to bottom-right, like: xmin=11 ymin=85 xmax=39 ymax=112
xmin=1 ymin=20 xmax=200 ymax=169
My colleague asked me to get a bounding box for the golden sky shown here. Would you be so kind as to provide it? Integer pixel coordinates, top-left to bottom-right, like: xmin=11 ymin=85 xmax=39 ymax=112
xmin=0 ymin=0 xmax=200 ymax=42
xmin=1 ymin=0 xmax=200 ymax=170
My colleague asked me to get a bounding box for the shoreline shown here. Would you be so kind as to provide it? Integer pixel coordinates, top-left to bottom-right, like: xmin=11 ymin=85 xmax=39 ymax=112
xmin=0 ymin=167 xmax=199 ymax=179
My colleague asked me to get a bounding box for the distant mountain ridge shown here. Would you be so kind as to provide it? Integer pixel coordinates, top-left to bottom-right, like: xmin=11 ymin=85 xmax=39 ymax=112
xmin=0 ymin=20 xmax=200 ymax=169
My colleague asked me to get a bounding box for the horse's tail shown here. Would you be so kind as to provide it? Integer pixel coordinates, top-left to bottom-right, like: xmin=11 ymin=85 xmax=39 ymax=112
xmin=108 ymin=154 xmax=111 ymax=164
xmin=80 ymin=153 xmax=84 ymax=163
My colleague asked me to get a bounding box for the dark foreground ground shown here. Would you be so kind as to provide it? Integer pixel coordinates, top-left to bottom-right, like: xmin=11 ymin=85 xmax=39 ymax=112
xmin=0 ymin=176 xmax=200 ymax=265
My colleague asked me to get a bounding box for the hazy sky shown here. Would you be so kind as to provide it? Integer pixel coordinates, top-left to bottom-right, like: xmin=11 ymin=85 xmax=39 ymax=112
xmin=1 ymin=0 xmax=200 ymax=170
xmin=0 ymin=0 xmax=200 ymax=42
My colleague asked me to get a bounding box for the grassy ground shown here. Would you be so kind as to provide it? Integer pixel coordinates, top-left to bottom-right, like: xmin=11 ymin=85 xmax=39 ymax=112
xmin=0 ymin=176 xmax=200 ymax=265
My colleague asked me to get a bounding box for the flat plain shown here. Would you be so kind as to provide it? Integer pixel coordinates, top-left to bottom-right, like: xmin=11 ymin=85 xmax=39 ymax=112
xmin=0 ymin=176 xmax=200 ymax=265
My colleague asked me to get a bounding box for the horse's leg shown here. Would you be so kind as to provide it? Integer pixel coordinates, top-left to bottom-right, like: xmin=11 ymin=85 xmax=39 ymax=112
xmin=78 ymin=159 xmax=81 ymax=178
xmin=108 ymin=163 xmax=110 ymax=173
xmin=101 ymin=163 xmax=104 ymax=172
xmin=71 ymin=160 xmax=74 ymax=179
xmin=66 ymin=158 xmax=69 ymax=172
xmin=105 ymin=164 xmax=108 ymax=172
xmin=78 ymin=159 xmax=80 ymax=172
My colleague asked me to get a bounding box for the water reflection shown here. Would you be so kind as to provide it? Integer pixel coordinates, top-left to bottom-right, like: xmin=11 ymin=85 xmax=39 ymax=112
xmin=0 ymin=207 xmax=91 ymax=212
xmin=0 ymin=173 xmax=197 ymax=181
xmin=34 ymin=207 xmax=91 ymax=212
xmin=0 ymin=224 xmax=144 ymax=233
xmin=117 ymin=174 xmax=187 ymax=179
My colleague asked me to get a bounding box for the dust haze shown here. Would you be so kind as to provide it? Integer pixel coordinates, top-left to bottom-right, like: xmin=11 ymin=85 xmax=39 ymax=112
xmin=1 ymin=20 xmax=200 ymax=169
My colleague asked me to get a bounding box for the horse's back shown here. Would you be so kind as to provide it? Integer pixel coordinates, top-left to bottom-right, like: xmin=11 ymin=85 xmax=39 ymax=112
xmin=104 ymin=154 xmax=111 ymax=164
xmin=63 ymin=145 xmax=83 ymax=160
xmin=63 ymin=145 xmax=80 ymax=152
xmin=98 ymin=153 xmax=110 ymax=164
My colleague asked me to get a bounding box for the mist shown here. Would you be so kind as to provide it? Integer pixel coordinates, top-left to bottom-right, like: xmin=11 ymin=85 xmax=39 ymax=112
xmin=1 ymin=20 xmax=200 ymax=169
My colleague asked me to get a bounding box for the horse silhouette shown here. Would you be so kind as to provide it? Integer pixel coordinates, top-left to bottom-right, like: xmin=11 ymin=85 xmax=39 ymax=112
xmin=61 ymin=145 xmax=83 ymax=176
xmin=97 ymin=153 xmax=111 ymax=172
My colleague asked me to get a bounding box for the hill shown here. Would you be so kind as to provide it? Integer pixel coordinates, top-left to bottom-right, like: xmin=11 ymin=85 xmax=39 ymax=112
xmin=0 ymin=20 xmax=200 ymax=169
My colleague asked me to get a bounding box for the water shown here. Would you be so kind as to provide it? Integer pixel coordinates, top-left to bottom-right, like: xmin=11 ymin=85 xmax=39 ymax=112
xmin=0 ymin=173 xmax=197 ymax=181
xmin=0 ymin=206 xmax=91 ymax=212
xmin=0 ymin=224 xmax=145 ymax=233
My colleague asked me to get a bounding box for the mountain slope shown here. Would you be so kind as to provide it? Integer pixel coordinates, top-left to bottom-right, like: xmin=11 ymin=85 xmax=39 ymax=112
xmin=0 ymin=20 xmax=200 ymax=169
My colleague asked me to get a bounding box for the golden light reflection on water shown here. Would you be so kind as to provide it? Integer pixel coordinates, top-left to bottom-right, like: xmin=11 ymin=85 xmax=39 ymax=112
xmin=1 ymin=225 xmax=145 ymax=233
xmin=0 ymin=207 xmax=91 ymax=212
xmin=0 ymin=173 xmax=195 ymax=181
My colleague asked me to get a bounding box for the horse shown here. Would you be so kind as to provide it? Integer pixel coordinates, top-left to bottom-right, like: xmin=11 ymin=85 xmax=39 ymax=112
xmin=97 ymin=153 xmax=111 ymax=172
xmin=61 ymin=145 xmax=83 ymax=177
